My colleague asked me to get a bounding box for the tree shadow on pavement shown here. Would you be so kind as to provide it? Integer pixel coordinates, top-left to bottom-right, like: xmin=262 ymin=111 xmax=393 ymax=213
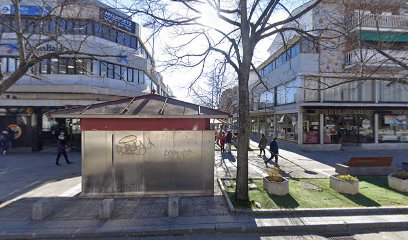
xmin=221 ymin=152 xmax=236 ymax=162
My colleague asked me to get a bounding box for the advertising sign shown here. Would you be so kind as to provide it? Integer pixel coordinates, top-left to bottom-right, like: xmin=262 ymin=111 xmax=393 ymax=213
xmin=384 ymin=115 xmax=407 ymax=125
xmin=100 ymin=9 xmax=136 ymax=33
xmin=1 ymin=5 xmax=51 ymax=16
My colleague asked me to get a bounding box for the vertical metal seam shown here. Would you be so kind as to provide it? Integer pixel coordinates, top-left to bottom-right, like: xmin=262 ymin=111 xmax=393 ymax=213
xmin=112 ymin=133 xmax=116 ymax=193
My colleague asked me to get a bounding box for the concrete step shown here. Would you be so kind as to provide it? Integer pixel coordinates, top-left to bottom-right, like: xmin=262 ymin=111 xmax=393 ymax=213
xmin=1 ymin=214 xmax=407 ymax=239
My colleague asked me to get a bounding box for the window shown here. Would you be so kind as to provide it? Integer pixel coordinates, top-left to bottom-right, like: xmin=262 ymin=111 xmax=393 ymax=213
xmin=139 ymin=70 xmax=144 ymax=83
xmin=92 ymin=60 xmax=100 ymax=75
xmin=380 ymin=81 xmax=408 ymax=102
xmin=114 ymin=64 xmax=121 ymax=80
xmin=303 ymin=113 xmax=320 ymax=144
xmin=277 ymin=85 xmax=286 ymax=105
xmin=67 ymin=58 xmax=75 ymax=74
xmin=107 ymin=63 xmax=114 ymax=78
xmin=76 ymin=59 xmax=84 ymax=74
xmin=40 ymin=59 xmax=49 ymax=74
xmin=131 ymin=36 xmax=137 ymax=49
xmin=109 ymin=28 xmax=117 ymax=42
xmin=127 ymin=68 xmax=133 ymax=82
xmin=95 ymin=22 xmax=102 ymax=37
xmin=100 ymin=62 xmax=107 ymax=77
xmin=379 ymin=114 xmax=408 ymax=143
xmin=58 ymin=59 xmax=67 ymax=74
xmin=7 ymin=58 xmax=16 ymax=72
xmin=50 ymin=58 xmax=58 ymax=74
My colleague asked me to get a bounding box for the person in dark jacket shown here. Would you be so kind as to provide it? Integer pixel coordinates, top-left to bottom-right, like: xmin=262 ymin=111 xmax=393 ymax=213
xmin=56 ymin=135 xmax=72 ymax=165
xmin=226 ymin=130 xmax=233 ymax=154
xmin=265 ymin=137 xmax=279 ymax=167
xmin=258 ymin=134 xmax=267 ymax=157
xmin=1 ymin=130 xmax=9 ymax=155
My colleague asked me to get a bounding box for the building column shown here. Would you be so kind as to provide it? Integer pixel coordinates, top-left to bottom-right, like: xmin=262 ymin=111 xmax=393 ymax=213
xmin=297 ymin=111 xmax=303 ymax=145
xmin=375 ymin=80 xmax=380 ymax=104
xmin=319 ymin=113 xmax=324 ymax=144
xmin=374 ymin=113 xmax=379 ymax=144
xmin=273 ymin=114 xmax=278 ymax=138
xmin=257 ymin=116 xmax=260 ymax=134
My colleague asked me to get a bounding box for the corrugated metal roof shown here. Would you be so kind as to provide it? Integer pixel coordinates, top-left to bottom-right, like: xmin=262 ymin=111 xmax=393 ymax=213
xmin=48 ymin=94 xmax=230 ymax=119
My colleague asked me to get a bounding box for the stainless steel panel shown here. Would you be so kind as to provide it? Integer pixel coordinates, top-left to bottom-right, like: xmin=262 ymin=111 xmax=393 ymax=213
xmin=82 ymin=131 xmax=113 ymax=193
xmin=171 ymin=131 xmax=202 ymax=191
xmin=82 ymin=130 xmax=215 ymax=195
xmin=113 ymin=132 xmax=146 ymax=192
xmin=143 ymin=131 xmax=174 ymax=191
xmin=201 ymin=131 xmax=215 ymax=191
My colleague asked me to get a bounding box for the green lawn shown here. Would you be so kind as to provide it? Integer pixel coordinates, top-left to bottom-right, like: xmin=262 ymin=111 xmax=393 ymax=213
xmin=223 ymin=177 xmax=408 ymax=210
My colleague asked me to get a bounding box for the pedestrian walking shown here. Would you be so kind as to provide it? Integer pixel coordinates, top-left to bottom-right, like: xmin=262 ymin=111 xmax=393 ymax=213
xmin=258 ymin=134 xmax=267 ymax=157
xmin=1 ymin=130 xmax=9 ymax=155
xmin=226 ymin=130 xmax=233 ymax=154
xmin=56 ymin=134 xmax=73 ymax=166
xmin=265 ymin=137 xmax=279 ymax=167
xmin=219 ymin=131 xmax=226 ymax=153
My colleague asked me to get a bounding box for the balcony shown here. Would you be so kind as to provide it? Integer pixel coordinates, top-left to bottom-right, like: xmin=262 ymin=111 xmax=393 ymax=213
xmin=347 ymin=13 xmax=408 ymax=31
xmin=345 ymin=49 xmax=408 ymax=67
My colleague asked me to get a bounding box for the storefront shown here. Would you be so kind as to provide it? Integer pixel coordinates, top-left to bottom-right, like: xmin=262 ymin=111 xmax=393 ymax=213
xmin=301 ymin=107 xmax=408 ymax=150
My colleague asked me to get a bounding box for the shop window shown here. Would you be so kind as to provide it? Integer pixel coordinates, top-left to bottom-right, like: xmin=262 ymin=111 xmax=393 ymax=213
xmin=379 ymin=114 xmax=408 ymax=143
xmin=303 ymin=113 xmax=320 ymax=144
xmin=276 ymin=114 xmax=298 ymax=142
xmin=324 ymin=115 xmax=340 ymax=144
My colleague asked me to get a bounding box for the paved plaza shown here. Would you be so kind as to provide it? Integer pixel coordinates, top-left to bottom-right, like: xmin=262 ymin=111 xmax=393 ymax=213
xmin=0 ymin=143 xmax=408 ymax=239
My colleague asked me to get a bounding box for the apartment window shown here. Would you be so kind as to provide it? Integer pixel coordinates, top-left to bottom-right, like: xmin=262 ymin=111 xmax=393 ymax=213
xmin=139 ymin=70 xmax=144 ymax=83
xmin=122 ymin=66 xmax=127 ymax=81
xmin=323 ymin=79 xmax=374 ymax=102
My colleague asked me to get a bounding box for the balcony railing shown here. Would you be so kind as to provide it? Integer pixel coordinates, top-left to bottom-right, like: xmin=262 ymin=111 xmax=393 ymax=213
xmin=347 ymin=13 xmax=408 ymax=30
xmin=345 ymin=49 xmax=408 ymax=66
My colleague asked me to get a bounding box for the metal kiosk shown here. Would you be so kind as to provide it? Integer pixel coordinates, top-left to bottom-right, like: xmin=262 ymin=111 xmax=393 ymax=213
xmin=50 ymin=94 xmax=229 ymax=197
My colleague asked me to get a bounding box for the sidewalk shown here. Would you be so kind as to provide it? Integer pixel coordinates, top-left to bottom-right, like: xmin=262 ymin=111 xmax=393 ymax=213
xmin=1 ymin=146 xmax=408 ymax=239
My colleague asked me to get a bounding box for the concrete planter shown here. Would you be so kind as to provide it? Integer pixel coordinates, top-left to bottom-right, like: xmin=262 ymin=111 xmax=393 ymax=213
xmin=330 ymin=175 xmax=359 ymax=195
xmin=263 ymin=177 xmax=289 ymax=196
xmin=388 ymin=174 xmax=408 ymax=193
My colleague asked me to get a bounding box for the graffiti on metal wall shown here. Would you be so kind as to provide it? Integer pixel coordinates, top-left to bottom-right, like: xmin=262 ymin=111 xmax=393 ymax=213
xmin=164 ymin=149 xmax=192 ymax=161
xmin=116 ymin=135 xmax=155 ymax=156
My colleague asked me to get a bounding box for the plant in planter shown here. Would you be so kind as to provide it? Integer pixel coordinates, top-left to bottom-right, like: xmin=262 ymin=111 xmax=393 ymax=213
xmin=388 ymin=171 xmax=408 ymax=192
xmin=263 ymin=167 xmax=289 ymax=196
xmin=330 ymin=174 xmax=359 ymax=195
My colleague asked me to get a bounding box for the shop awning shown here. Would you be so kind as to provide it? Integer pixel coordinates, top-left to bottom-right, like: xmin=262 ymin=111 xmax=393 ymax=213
xmin=360 ymin=31 xmax=408 ymax=43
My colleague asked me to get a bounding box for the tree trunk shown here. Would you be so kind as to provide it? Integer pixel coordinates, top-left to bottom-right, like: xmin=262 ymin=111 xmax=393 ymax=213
xmin=235 ymin=0 xmax=253 ymax=201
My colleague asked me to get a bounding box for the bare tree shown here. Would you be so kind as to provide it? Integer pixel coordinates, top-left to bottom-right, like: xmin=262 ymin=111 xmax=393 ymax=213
xmin=190 ymin=61 xmax=234 ymax=109
xmin=123 ymin=0 xmax=323 ymax=200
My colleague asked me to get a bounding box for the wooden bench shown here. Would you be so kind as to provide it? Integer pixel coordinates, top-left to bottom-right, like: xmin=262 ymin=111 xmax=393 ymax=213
xmin=348 ymin=157 xmax=393 ymax=167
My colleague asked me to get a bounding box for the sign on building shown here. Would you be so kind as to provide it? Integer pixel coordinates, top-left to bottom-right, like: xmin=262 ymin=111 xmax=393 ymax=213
xmin=1 ymin=5 xmax=51 ymax=16
xmin=100 ymin=9 xmax=136 ymax=33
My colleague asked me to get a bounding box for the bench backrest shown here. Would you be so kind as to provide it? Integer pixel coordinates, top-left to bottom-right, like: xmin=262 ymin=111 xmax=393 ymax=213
xmin=348 ymin=157 xmax=393 ymax=167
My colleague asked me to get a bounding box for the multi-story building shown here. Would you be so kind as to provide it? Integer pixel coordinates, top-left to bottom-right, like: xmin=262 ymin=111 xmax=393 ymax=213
xmin=0 ymin=0 xmax=172 ymax=151
xmin=253 ymin=0 xmax=408 ymax=150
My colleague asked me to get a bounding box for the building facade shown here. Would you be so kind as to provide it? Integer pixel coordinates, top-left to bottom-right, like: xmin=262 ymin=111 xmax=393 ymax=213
xmin=0 ymin=0 xmax=172 ymax=151
xmin=253 ymin=0 xmax=408 ymax=150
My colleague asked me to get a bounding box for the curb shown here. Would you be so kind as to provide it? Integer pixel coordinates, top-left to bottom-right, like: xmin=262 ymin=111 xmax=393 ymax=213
xmin=217 ymin=178 xmax=408 ymax=216
xmin=1 ymin=221 xmax=408 ymax=239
